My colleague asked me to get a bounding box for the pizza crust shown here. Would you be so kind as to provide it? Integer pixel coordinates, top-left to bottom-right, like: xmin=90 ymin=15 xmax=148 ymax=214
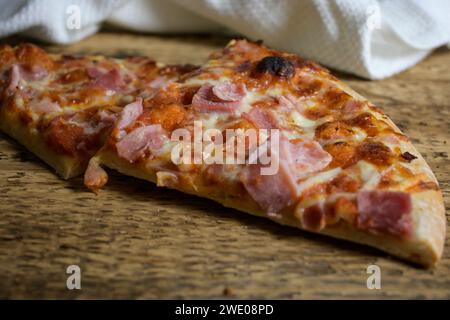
xmin=0 ymin=106 xmax=86 ymax=179
xmin=94 ymin=147 xmax=445 ymax=267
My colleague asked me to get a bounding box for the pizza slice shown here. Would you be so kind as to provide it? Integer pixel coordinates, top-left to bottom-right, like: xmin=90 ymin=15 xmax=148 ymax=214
xmin=0 ymin=43 xmax=197 ymax=178
xmin=85 ymin=39 xmax=445 ymax=266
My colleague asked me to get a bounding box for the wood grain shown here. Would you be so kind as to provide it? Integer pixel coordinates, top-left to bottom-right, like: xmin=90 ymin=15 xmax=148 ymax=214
xmin=0 ymin=32 xmax=449 ymax=299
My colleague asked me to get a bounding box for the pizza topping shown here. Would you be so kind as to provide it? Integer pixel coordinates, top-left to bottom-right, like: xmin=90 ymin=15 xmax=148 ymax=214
xmin=401 ymin=151 xmax=417 ymax=162
xmin=116 ymin=124 xmax=164 ymax=163
xmin=192 ymin=82 xmax=245 ymax=113
xmin=315 ymin=120 xmax=354 ymax=141
xmin=19 ymin=64 xmax=48 ymax=81
xmin=84 ymin=158 xmax=108 ymax=194
xmin=116 ymin=98 xmax=143 ymax=131
xmin=242 ymin=107 xmax=279 ymax=129
xmin=147 ymin=104 xmax=186 ymax=132
xmin=240 ymin=136 xmax=331 ymax=213
xmin=87 ymin=67 xmax=124 ymax=91
xmin=287 ymin=138 xmax=332 ymax=179
xmin=31 ymin=97 xmax=61 ymax=114
xmin=212 ymin=82 xmax=246 ymax=102
xmin=59 ymin=68 xmax=89 ymax=84
xmin=156 ymin=171 xmax=179 ymax=188
xmin=6 ymin=64 xmax=21 ymax=95
xmin=16 ymin=43 xmax=55 ymax=72
xmin=44 ymin=117 xmax=85 ymax=156
xmin=357 ymin=191 xmax=412 ymax=238
xmin=255 ymin=56 xmax=295 ymax=78
xmin=300 ymin=203 xmax=326 ymax=231
xmin=240 ymin=159 xmax=298 ymax=213
xmin=357 ymin=141 xmax=393 ymax=167
xmin=324 ymin=142 xmax=357 ymax=168
xmin=5 ymin=64 xmax=47 ymax=97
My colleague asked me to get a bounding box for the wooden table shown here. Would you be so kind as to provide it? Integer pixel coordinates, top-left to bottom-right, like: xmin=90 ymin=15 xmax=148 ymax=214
xmin=0 ymin=32 xmax=449 ymax=299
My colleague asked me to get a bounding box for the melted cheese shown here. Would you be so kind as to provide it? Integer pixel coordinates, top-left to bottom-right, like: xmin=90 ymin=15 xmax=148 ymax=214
xmin=358 ymin=160 xmax=381 ymax=190
xmin=297 ymin=167 xmax=342 ymax=195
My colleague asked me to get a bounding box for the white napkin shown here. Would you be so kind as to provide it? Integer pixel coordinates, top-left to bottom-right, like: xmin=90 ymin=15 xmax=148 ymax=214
xmin=1 ymin=0 xmax=449 ymax=79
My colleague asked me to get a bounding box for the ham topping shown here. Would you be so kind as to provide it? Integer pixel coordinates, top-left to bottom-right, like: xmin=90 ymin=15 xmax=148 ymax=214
xmin=192 ymin=82 xmax=246 ymax=113
xmin=116 ymin=98 xmax=143 ymax=131
xmin=6 ymin=64 xmax=21 ymax=94
xmin=116 ymin=124 xmax=164 ymax=163
xmin=240 ymin=156 xmax=298 ymax=213
xmin=240 ymin=137 xmax=331 ymax=213
xmin=357 ymin=191 xmax=412 ymax=238
xmin=32 ymin=98 xmax=61 ymax=114
xmin=242 ymin=107 xmax=279 ymax=129
xmin=87 ymin=67 xmax=124 ymax=91
xmin=84 ymin=158 xmax=108 ymax=194
xmin=287 ymin=139 xmax=332 ymax=180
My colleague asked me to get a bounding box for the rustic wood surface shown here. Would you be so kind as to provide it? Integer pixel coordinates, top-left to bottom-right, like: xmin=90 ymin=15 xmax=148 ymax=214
xmin=0 ymin=32 xmax=449 ymax=299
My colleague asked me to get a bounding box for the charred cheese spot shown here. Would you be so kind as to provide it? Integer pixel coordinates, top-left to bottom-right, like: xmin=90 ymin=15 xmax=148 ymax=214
xmin=324 ymin=141 xmax=357 ymax=168
xmin=225 ymin=118 xmax=255 ymax=131
xmin=401 ymin=151 xmax=417 ymax=162
xmin=59 ymin=68 xmax=89 ymax=84
xmin=406 ymin=180 xmax=440 ymax=192
xmin=357 ymin=141 xmax=393 ymax=167
xmin=315 ymin=120 xmax=354 ymax=140
xmin=255 ymin=56 xmax=295 ymax=78
xmin=134 ymin=61 xmax=158 ymax=81
xmin=16 ymin=43 xmax=55 ymax=71
xmin=295 ymin=78 xmax=323 ymax=97
xmin=147 ymin=85 xmax=199 ymax=107
xmin=303 ymin=107 xmax=329 ymax=120
xmin=141 ymin=104 xmax=186 ymax=132
xmin=346 ymin=112 xmax=387 ymax=137
xmin=327 ymin=174 xmax=361 ymax=193
xmin=322 ymin=88 xmax=351 ymax=110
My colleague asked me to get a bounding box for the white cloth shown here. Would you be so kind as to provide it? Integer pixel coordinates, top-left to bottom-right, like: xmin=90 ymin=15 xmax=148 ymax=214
xmin=0 ymin=0 xmax=449 ymax=79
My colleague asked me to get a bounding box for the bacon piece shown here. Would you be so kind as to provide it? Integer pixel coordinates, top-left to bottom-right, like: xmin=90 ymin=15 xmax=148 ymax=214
xmin=116 ymin=124 xmax=164 ymax=163
xmin=242 ymin=107 xmax=278 ymax=129
xmin=84 ymin=158 xmax=108 ymax=194
xmin=192 ymin=82 xmax=245 ymax=113
xmin=116 ymin=98 xmax=143 ymax=130
xmin=357 ymin=191 xmax=412 ymax=238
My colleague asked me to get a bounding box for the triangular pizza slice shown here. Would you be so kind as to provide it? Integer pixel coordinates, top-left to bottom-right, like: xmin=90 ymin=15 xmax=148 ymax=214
xmin=0 ymin=43 xmax=196 ymax=178
xmin=85 ymin=39 xmax=445 ymax=267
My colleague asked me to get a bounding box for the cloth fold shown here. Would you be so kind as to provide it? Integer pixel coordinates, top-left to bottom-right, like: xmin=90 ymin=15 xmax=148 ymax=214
xmin=0 ymin=0 xmax=449 ymax=79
